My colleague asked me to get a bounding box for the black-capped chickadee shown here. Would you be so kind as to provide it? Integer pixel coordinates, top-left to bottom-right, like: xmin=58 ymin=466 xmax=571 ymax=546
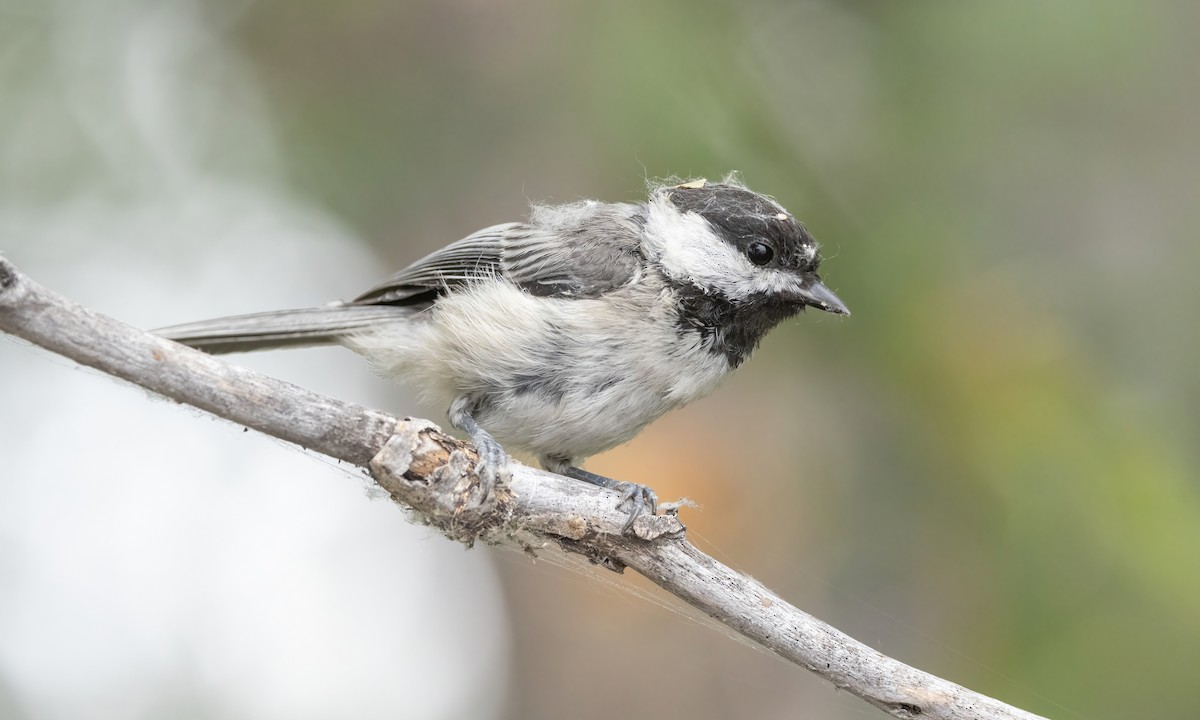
xmin=157 ymin=178 xmax=849 ymax=531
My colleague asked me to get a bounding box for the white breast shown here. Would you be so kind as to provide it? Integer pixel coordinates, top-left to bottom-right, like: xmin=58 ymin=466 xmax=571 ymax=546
xmin=343 ymin=278 xmax=733 ymax=463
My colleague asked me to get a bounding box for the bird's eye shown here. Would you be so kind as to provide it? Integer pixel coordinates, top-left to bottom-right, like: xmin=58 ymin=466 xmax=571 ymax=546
xmin=746 ymin=242 xmax=774 ymax=266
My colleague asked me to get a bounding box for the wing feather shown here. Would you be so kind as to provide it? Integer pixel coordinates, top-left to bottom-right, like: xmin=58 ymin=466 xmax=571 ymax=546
xmin=352 ymin=223 xmax=515 ymax=305
xmin=353 ymin=203 xmax=646 ymax=305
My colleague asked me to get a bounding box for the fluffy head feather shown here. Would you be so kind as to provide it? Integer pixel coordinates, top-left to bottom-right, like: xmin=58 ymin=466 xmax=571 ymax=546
xmin=641 ymin=179 xmax=832 ymax=306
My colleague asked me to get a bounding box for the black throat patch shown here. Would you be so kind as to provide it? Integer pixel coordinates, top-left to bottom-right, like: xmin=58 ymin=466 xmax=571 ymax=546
xmin=671 ymin=280 xmax=802 ymax=368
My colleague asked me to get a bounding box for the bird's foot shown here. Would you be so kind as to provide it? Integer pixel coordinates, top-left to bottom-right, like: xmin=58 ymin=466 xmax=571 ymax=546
xmin=470 ymin=429 xmax=510 ymax=498
xmin=448 ymin=397 xmax=510 ymax=501
xmin=560 ymin=465 xmax=658 ymax=534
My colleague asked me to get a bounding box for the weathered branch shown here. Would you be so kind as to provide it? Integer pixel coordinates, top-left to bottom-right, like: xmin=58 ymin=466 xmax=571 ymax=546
xmin=0 ymin=257 xmax=1046 ymax=720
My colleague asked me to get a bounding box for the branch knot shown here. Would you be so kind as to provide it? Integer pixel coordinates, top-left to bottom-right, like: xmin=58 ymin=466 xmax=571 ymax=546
xmin=369 ymin=420 xmax=515 ymax=547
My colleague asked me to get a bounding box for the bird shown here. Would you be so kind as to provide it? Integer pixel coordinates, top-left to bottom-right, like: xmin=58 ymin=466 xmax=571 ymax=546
xmin=156 ymin=177 xmax=849 ymax=531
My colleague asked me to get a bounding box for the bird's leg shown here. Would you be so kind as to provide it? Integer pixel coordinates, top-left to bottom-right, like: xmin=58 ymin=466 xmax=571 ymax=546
xmin=542 ymin=456 xmax=658 ymax=533
xmin=448 ymin=396 xmax=509 ymax=496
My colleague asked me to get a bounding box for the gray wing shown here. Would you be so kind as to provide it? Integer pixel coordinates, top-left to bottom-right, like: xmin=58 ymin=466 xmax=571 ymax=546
xmin=353 ymin=209 xmax=644 ymax=305
xmin=353 ymin=223 xmax=515 ymax=305
xmin=498 ymin=223 xmax=644 ymax=298
xmin=157 ymin=205 xmax=646 ymax=355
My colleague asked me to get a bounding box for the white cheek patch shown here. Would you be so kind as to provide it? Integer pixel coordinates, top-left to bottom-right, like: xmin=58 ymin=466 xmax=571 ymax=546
xmin=642 ymin=195 xmax=763 ymax=300
xmin=643 ymin=194 xmax=814 ymax=301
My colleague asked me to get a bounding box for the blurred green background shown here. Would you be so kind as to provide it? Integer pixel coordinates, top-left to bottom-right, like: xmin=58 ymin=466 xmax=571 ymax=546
xmin=4 ymin=0 xmax=1199 ymax=718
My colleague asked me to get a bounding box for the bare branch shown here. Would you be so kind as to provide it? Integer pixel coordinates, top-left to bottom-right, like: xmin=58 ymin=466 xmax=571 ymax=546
xmin=0 ymin=257 xmax=1046 ymax=720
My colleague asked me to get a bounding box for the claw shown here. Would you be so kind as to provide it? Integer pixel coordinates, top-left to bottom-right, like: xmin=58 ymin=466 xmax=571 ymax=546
xmin=553 ymin=463 xmax=659 ymax=534
xmin=448 ymin=396 xmax=510 ymax=500
xmin=616 ymin=482 xmax=658 ymax=532
xmin=472 ymin=433 xmax=510 ymax=497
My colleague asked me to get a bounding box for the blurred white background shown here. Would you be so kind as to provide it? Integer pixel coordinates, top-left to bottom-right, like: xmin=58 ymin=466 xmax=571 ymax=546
xmin=0 ymin=2 xmax=508 ymax=718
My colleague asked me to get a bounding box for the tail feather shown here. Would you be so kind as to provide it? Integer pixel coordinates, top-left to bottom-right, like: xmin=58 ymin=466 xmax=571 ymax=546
xmin=154 ymin=305 xmax=413 ymax=355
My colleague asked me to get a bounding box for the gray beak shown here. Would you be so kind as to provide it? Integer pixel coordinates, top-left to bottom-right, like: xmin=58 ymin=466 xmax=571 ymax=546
xmin=796 ymin=278 xmax=850 ymax=316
